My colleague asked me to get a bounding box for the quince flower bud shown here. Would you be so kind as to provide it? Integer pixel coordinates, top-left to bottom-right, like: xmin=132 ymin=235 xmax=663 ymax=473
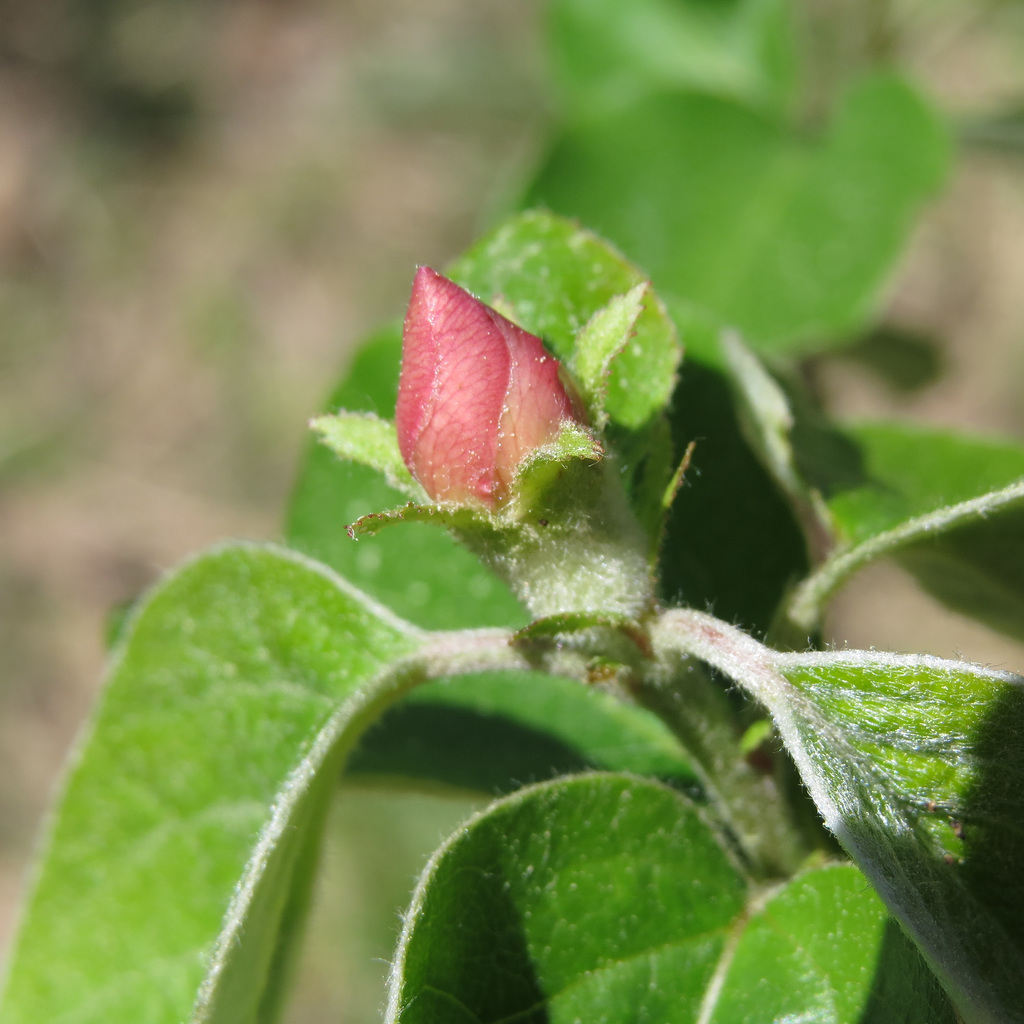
xmin=396 ymin=266 xmax=584 ymax=509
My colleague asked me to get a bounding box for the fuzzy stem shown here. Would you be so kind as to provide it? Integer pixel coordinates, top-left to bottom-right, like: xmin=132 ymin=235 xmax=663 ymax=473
xmin=638 ymin=609 xmax=816 ymax=879
xmin=466 ymin=456 xmax=656 ymax=620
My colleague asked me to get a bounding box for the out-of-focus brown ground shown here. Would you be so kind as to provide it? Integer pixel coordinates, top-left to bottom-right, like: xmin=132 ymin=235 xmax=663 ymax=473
xmin=1 ymin=2 xmax=1024 ymax=1019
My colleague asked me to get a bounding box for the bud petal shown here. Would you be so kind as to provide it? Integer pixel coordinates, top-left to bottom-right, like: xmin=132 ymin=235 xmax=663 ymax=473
xmin=396 ymin=267 xmax=582 ymax=508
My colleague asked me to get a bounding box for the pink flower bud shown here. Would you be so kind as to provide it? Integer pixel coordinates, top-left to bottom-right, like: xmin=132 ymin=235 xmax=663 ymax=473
xmin=396 ymin=266 xmax=584 ymax=508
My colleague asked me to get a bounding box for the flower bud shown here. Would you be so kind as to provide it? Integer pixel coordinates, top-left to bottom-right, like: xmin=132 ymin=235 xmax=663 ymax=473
xmin=396 ymin=266 xmax=583 ymax=509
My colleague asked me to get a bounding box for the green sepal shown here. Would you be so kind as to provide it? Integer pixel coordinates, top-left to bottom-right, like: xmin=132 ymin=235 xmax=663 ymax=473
xmin=511 ymin=421 xmax=605 ymax=514
xmin=512 ymin=610 xmax=644 ymax=644
xmin=345 ymin=421 xmax=605 ymax=542
xmin=347 ymin=502 xmax=497 ymax=542
xmin=310 ymin=411 xmax=422 ymax=500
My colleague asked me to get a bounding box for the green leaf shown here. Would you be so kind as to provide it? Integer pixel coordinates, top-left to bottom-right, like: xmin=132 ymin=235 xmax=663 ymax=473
xmin=518 ymin=421 xmax=605 ymax=475
xmin=715 ymin=333 xmax=854 ymax=611
xmin=898 ymin=510 xmax=1024 ymax=648
xmin=709 ymin=864 xmax=957 ymax=1023
xmin=527 ymin=72 xmax=949 ymax=356
xmin=310 ymin=411 xmax=419 ymax=498
xmin=449 ymin=210 xmax=681 ymax=432
xmin=661 ymin=610 xmax=1023 ymax=1023
xmin=548 ymin=0 xmax=798 ymax=118
xmin=387 ymin=773 xmax=953 ymax=1023
xmin=347 ymin=673 xmax=698 ymax=795
xmin=284 ymin=325 xmax=527 ymax=630
xmin=0 ymin=544 xmax=422 ymax=1024
xmin=705 ymin=354 xmax=1024 ymax=643
xmin=571 ymin=283 xmax=648 ymax=427
xmin=387 ymin=773 xmax=748 ymax=1023
xmin=773 ymin=651 xmax=1024 ymax=1023
xmin=347 ymin=502 xmax=491 ymax=541
xmin=716 ymin=331 xmax=819 ymax=507
xmin=788 ymin=422 xmax=1024 ymax=639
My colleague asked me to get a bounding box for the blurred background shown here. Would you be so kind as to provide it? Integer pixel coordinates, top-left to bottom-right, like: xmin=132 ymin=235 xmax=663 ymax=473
xmin=2 ymin=1 xmax=1024 ymax=1019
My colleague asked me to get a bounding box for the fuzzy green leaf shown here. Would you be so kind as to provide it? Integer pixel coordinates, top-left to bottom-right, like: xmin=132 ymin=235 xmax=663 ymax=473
xmin=571 ymin=283 xmax=648 ymax=426
xmin=788 ymin=422 xmax=1024 ymax=639
xmin=718 ymin=333 xmax=844 ymax=582
xmin=527 ymin=72 xmax=949 ymax=356
xmin=520 ymin=421 xmax=605 ymax=472
xmin=347 ymin=502 xmax=493 ymax=541
xmin=663 ymin=610 xmax=1024 ymax=1023
xmin=387 ymin=773 xmax=747 ymax=1023
xmin=773 ymin=651 xmax=1024 ymax=1023
xmin=0 ymin=545 xmax=422 ymax=1024
xmin=310 ymin=411 xmax=419 ymax=498
xmin=708 ymin=864 xmax=956 ymax=1023
xmin=387 ymin=773 xmax=953 ymax=1023
xmin=449 ymin=210 xmax=681 ymax=432
xmin=720 ymin=331 xmax=802 ymax=500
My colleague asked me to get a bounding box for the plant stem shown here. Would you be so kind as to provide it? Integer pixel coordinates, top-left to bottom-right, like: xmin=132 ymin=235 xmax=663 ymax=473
xmin=412 ymin=619 xmax=823 ymax=879
xmin=637 ymin=610 xmax=817 ymax=879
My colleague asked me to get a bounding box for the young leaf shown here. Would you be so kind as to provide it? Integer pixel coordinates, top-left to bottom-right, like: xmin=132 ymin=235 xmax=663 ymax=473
xmin=719 ymin=362 xmax=1024 ymax=645
xmin=526 ymin=72 xmax=949 ymax=356
xmin=514 ymin=421 xmax=604 ymax=484
xmin=788 ymin=422 xmax=1024 ymax=640
xmin=387 ymin=773 xmax=953 ymax=1023
xmin=719 ymin=331 xmax=833 ymax=562
xmin=570 ymin=282 xmax=648 ymax=426
xmin=346 ymin=502 xmax=493 ymax=541
xmin=0 ymin=544 xmax=422 ymax=1024
xmin=656 ymin=608 xmax=1024 ymax=1023
xmin=387 ymin=773 xmax=749 ymax=1024
xmin=774 ymin=651 xmax=1024 ymax=1024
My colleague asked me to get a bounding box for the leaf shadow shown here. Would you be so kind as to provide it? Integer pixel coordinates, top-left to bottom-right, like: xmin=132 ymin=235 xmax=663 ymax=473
xmin=661 ymin=358 xmax=808 ymax=637
xmin=347 ymin=701 xmax=594 ymax=796
xmin=790 ymin=414 xmax=870 ymax=500
xmin=404 ymin=828 xmax=550 ymax=1024
xmin=961 ymin=677 xmax=1024 ymax=955
xmin=858 ymin=918 xmax=958 ymax=1023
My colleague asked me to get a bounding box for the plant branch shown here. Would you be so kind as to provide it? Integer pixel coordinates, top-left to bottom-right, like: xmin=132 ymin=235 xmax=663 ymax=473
xmin=641 ymin=609 xmax=819 ymax=878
